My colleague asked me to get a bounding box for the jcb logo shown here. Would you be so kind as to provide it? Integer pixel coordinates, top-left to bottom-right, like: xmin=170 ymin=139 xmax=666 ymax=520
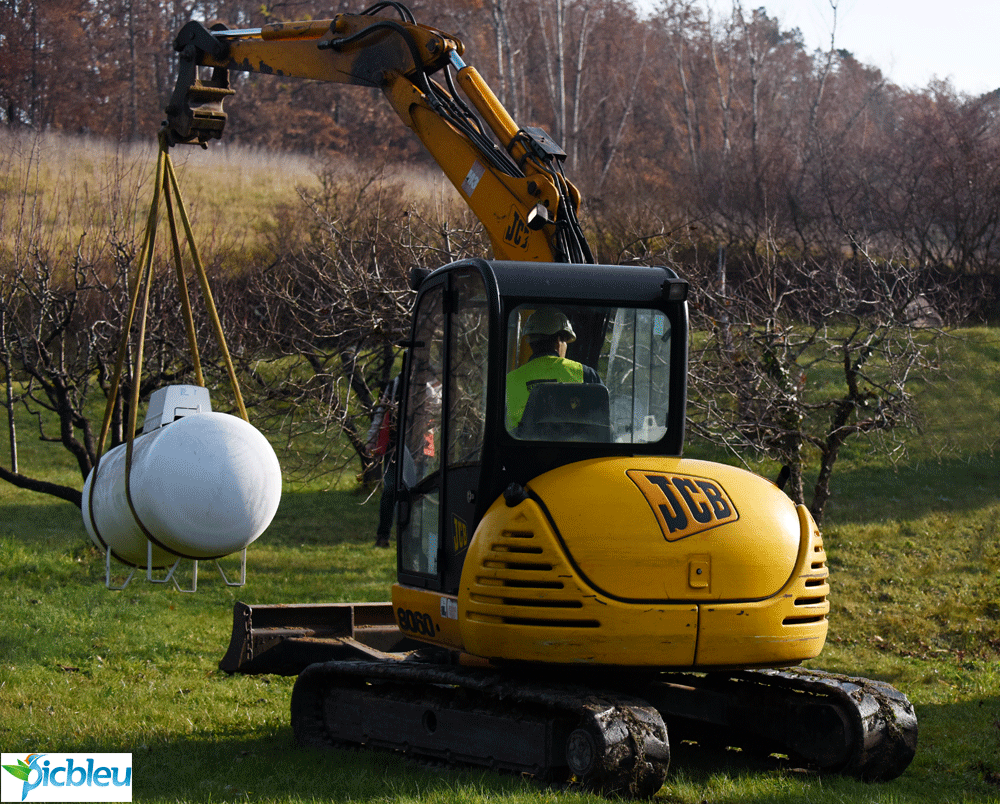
xmin=504 ymin=208 xmax=531 ymax=249
xmin=453 ymin=515 xmax=469 ymax=552
xmin=627 ymin=470 xmax=739 ymax=541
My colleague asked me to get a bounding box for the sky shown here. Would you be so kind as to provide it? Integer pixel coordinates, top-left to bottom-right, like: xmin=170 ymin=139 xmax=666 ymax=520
xmin=693 ymin=0 xmax=1000 ymax=96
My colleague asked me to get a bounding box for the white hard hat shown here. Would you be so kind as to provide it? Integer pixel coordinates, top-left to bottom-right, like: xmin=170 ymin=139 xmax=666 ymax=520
xmin=524 ymin=308 xmax=576 ymax=342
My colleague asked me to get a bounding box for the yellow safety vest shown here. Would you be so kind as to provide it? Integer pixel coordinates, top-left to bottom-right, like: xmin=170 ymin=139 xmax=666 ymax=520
xmin=506 ymin=356 xmax=585 ymax=430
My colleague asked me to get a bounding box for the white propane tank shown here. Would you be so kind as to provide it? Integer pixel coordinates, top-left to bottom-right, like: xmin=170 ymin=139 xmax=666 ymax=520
xmin=82 ymin=386 xmax=281 ymax=568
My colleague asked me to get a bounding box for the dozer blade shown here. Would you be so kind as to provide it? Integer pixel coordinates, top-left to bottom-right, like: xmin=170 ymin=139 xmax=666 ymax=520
xmin=218 ymin=601 xmax=420 ymax=675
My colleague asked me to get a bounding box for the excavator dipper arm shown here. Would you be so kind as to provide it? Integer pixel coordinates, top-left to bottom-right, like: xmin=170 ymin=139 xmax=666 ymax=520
xmin=164 ymin=6 xmax=592 ymax=263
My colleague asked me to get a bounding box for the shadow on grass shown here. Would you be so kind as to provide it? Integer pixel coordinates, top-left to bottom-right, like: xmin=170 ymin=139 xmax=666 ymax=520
xmin=48 ymin=726 xmax=813 ymax=804
xmin=126 ymin=726 xmax=541 ymax=803
xmin=6 ymin=451 xmax=997 ymax=552
xmin=2 ymin=486 xmax=380 ymax=545
xmin=905 ymin=696 xmax=1000 ymax=798
xmin=32 ymin=696 xmax=1000 ymax=803
xmin=0 ymin=498 xmax=84 ymax=540
xmin=823 ymin=452 xmax=998 ymax=524
xmin=270 ymin=454 xmax=1000 ymax=535
xmin=4 ymin=486 xmax=382 ymax=557
xmin=659 ymin=694 xmax=1000 ymax=801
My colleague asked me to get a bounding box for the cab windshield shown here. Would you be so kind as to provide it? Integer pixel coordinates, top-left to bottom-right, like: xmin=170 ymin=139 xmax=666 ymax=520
xmin=505 ymin=303 xmax=672 ymax=444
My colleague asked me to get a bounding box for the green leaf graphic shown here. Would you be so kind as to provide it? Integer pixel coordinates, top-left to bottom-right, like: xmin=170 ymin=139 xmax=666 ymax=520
xmin=2 ymin=764 xmax=32 ymax=781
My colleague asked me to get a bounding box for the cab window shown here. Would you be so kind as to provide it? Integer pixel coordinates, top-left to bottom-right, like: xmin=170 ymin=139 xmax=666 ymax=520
xmin=400 ymin=286 xmax=444 ymax=576
xmin=505 ymin=304 xmax=672 ymax=444
xmin=448 ymin=272 xmax=490 ymax=467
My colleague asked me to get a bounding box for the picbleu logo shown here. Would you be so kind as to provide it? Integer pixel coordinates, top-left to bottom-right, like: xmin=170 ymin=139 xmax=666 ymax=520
xmin=1 ymin=753 xmax=132 ymax=803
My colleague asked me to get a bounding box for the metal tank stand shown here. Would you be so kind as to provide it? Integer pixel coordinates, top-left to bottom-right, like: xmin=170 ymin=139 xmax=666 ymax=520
xmin=103 ymin=540 xmax=247 ymax=592
xmin=104 ymin=547 xmax=138 ymax=591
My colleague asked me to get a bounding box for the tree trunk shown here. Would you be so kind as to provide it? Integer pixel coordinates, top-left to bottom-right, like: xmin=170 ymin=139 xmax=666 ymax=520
xmin=0 ymin=465 xmax=82 ymax=508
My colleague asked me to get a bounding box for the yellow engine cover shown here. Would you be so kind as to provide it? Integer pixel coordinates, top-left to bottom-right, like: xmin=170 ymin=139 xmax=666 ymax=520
xmin=534 ymin=457 xmax=801 ymax=601
xmin=457 ymin=457 xmax=829 ymax=668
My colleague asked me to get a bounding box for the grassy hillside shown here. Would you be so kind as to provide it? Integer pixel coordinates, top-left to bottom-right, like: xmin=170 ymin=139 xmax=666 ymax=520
xmin=0 ymin=329 xmax=997 ymax=803
xmin=2 ymin=133 xmax=998 ymax=803
xmin=0 ymin=129 xmax=462 ymax=276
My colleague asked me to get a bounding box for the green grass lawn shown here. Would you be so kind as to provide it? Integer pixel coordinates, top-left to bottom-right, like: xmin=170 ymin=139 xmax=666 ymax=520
xmin=1 ymin=329 xmax=998 ymax=803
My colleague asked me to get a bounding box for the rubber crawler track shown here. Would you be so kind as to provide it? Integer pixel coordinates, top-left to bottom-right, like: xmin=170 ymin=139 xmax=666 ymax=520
xmin=290 ymin=661 xmax=916 ymax=796
xmin=751 ymin=667 xmax=918 ymax=780
xmin=645 ymin=667 xmax=917 ymax=781
xmin=291 ymin=660 xmax=670 ymax=798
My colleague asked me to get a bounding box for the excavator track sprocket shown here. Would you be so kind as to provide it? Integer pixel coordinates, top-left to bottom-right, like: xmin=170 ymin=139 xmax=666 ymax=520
xmin=291 ymin=660 xmax=669 ymax=798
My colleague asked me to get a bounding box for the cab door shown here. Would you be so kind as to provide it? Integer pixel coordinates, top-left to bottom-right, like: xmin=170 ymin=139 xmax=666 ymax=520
xmin=397 ymin=264 xmax=493 ymax=593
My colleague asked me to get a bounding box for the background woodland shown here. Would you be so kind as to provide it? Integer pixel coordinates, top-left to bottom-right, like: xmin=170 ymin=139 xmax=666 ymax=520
xmin=1 ymin=0 xmax=998 ymax=518
xmin=3 ymin=0 xmax=1000 ymax=304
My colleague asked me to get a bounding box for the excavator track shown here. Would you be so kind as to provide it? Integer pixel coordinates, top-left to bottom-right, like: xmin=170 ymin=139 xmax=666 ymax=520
xmin=642 ymin=667 xmax=917 ymax=781
xmin=222 ymin=603 xmax=915 ymax=793
xmin=290 ymin=660 xmax=670 ymax=798
xmin=290 ymin=660 xmax=915 ymax=797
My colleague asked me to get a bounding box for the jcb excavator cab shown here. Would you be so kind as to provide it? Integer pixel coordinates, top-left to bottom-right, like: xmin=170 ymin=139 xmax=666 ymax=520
xmin=394 ymin=258 xmax=688 ymax=595
xmin=392 ymin=258 xmax=832 ymax=670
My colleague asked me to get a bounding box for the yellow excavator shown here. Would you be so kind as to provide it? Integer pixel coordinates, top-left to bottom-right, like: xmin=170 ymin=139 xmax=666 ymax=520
xmin=166 ymin=3 xmax=916 ymax=796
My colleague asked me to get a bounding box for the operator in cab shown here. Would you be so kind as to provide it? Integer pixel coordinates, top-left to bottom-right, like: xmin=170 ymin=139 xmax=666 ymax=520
xmin=506 ymin=307 xmax=602 ymax=432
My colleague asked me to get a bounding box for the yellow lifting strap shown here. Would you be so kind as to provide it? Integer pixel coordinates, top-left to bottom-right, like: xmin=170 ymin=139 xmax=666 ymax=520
xmin=94 ymin=129 xmax=248 ymax=466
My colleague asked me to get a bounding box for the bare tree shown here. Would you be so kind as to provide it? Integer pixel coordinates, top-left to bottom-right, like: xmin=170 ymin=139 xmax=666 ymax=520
xmin=871 ymin=84 xmax=1000 ymax=279
xmin=686 ymin=244 xmax=944 ymax=524
xmin=0 ymin=132 xmax=218 ymax=506
xmin=222 ymin=165 xmax=488 ymax=484
xmin=0 ymin=235 xmax=202 ymax=506
xmin=489 ymin=0 xmax=522 ymax=120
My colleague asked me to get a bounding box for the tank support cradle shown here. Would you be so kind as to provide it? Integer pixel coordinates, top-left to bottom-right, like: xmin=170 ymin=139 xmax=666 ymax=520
xmin=103 ymin=542 xmax=247 ymax=592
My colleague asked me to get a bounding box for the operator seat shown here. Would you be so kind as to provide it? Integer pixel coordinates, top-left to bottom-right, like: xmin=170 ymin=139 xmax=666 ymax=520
xmin=516 ymin=382 xmax=611 ymax=442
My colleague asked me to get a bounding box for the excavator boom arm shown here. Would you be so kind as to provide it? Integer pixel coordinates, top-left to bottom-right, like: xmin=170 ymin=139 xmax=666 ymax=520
xmin=165 ymin=10 xmax=591 ymax=263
